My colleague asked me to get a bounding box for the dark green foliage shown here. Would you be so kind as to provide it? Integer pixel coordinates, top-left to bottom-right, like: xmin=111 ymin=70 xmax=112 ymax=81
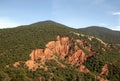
xmin=4 ymin=68 xmax=32 ymax=81
xmin=0 ymin=70 xmax=9 ymax=81
xmin=43 ymin=59 xmax=98 ymax=81
xmin=45 ymin=60 xmax=58 ymax=67
xmin=84 ymin=56 xmax=104 ymax=73
xmin=79 ymin=26 xmax=120 ymax=43
xmin=107 ymin=64 xmax=120 ymax=81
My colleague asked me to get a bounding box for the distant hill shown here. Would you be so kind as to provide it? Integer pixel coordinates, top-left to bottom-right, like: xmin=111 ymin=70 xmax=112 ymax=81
xmin=78 ymin=26 xmax=120 ymax=43
xmin=30 ymin=20 xmax=68 ymax=27
xmin=0 ymin=21 xmax=120 ymax=81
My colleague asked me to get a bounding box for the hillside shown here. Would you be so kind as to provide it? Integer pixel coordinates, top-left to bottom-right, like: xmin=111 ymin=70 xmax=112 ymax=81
xmin=0 ymin=20 xmax=120 ymax=81
xmin=78 ymin=26 xmax=120 ymax=43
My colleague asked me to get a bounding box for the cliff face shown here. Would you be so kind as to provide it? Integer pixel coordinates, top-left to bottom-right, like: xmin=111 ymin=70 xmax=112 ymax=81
xmin=25 ymin=35 xmax=91 ymax=72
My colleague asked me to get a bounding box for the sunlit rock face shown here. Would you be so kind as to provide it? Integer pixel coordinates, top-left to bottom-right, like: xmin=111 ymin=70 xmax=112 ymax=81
xmin=67 ymin=49 xmax=87 ymax=65
xmin=78 ymin=65 xmax=89 ymax=73
xmin=100 ymin=64 xmax=109 ymax=76
xmin=25 ymin=35 xmax=93 ymax=72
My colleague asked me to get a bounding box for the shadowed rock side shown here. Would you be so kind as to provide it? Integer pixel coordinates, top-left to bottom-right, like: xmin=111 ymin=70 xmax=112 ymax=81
xmin=25 ymin=35 xmax=94 ymax=72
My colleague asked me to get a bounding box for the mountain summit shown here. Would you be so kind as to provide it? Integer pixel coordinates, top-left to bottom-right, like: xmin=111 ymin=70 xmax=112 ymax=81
xmin=30 ymin=20 xmax=69 ymax=28
xmin=31 ymin=20 xmax=59 ymax=25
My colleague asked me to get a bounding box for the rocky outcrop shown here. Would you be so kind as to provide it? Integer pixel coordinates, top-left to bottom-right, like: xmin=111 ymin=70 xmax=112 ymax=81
xmin=25 ymin=49 xmax=44 ymax=70
xmin=85 ymin=46 xmax=95 ymax=56
xmin=76 ymin=39 xmax=95 ymax=56
xmin=55 ymin=36 xmax=72 ymax=58
xmin=25 ymin=35 xmax=91 ymax=71
xmin=13 ymin=62 xmax=20 ymax=68
xmin=78 ymin=65 xmax=89 ymax=73
xmin=98 ymin=76 xmax=109 ymax=81
xmin=30 ymin=49 xmax=45 ymax=60
xmin=76 ymin=39 xmax=84 ymax=46
xmin=67 ymin=49 xmax=87 ymax=65
xmin=97 ymin=64 xmax=109 ymax=81
xmin=100 ymin=64 xmax=109 ymax=76
xmin=25 ymin=60 xmax=38 ymax=70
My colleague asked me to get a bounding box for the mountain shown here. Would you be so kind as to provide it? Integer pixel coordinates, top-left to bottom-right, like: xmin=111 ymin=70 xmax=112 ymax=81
xmin=0 ymin=20 xmax=120 ymax=81
xmin=78 ymin=26 xmax=120 ymax=43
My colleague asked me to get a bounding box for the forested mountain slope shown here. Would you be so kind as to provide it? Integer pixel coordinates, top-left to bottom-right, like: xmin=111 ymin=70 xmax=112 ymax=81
xmin=79 ymin=26 xmax=120 ymax=43
xmin=0 ymin=21 xmax=120 ymax=81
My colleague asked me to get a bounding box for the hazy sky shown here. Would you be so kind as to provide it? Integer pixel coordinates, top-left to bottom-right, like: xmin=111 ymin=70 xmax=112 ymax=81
xmin=0 ymin=0 xmax=120 ymax=30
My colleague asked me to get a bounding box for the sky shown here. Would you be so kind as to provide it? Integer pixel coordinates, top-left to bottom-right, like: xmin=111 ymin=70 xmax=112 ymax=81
xmin=0 ymin=0 xmax=120 ymax=31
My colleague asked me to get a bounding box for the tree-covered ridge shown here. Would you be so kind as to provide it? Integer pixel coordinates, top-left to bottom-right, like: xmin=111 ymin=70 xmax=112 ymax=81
xmin=0 ymin=20 xmax=120 ymax=81
xmin=79 ymin=26 xmax=120 ymax=43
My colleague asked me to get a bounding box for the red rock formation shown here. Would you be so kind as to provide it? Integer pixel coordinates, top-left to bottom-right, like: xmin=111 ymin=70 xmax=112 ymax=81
xmin=44 ymin=48 xmax=54 ymax=59
xmin=85 ymin=46 xmax=95 ymax=56
xmin=25 ymin=35 xmax=90 ymax=71
xmin=25 ymin=60 xmax=38 ymax=70
xmin=25 ymin=49 xmax=45 ymax=70
xmin=67 ymin=49 xmax=87 ymax=65
xmin=100 ymin=64 xmax=109 ymax=76
xmin=76 ymin=39 xmax=84 ymax=45
xmin=98 ymin=76 xmax=109 ymax=81
xmin=30 ymin=49 xmax=44 ymax=60
xmin=55 ymin=36 xmax=71 ymax=58
xmin=13 ymin=62 xmax=20 ymax=68
xmin=74 ymin=45 xmax=79 ymax=52
xmin=76 ymin=39 xmax=95 ymax=56
xmin=78 ymin=65 xmax=89 ymax=73
xmin=96 ymin=64 xmax=109 ymax=81
xmin=46 ymin=41 xmax=56 ymax=50
xmin=45 ymin=36 xmax=71 ymax=58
